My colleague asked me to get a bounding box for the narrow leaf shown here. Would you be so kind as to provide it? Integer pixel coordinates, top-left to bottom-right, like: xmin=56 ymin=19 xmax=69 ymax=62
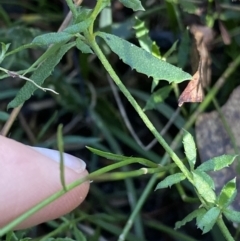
xmin=8 ymin=42 xmax=75 ymax=108
xmin=143 ymin=86 xmax=171 ymax=111
xmin=76 ymin=38 xmax=93 ymax=54
xmin=98 ymin=32 xmax=192 ymax=84
xmin=196 ymin=155 xmax=237 ymax=172
xmin=217 ymin=178 xmax=237 ymax=208
xmin=192 ymin=171 xmax=216 ymax=203
xmin=182 ymin=130 xmax=196 ymax=170
xmin=57 ymin=124 xmax=67 ymax=191
xmin=119 ymin=0 xmax=145 ymax=11
xmin=175 ymin=208 xmax=206 ymax=230
xmin=163 ymin=40 xmax=178 ymax=59
xmin=63 ymin=18 xmax=91 ymax=34
xmin=0 ymin=42 xmax=10 ymax=63
xmin=155 ymin=173 xmax=186 ymax=190
xmin=134 ymin=17 xmax=159 ymax=55
xmin=223 ymin=208 xmax=240 ymax=223
xmin=86 ymin=146 xmax=128 ymax=161
xmin=32 ymin=32 xmax=73 ymax=46
xmin=197 ymin=207 xmax=220 ymax=234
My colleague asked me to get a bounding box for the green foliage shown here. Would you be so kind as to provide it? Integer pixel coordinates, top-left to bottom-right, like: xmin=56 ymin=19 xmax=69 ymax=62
xmin=197 ymin=207 xmax=221 ymax=234
xmin=1 ymin=0 xmax=240 ymax=240
xmin=217 ymin=178 xmax=237 ymax=208
xmin=8 ymin=42 xmax=75 ymax=109
xmin=196 ymin=155 xmax=237 ymax=172
xmin=175 ymin=208 xmax=206 ymax=230
xmin=97 ymin=32 xmax=192 ymax=84
xmin=143 ymin=86 xmax=171 ymax=111
xmin=182 ymin=130 xmax=196 ymax=170
xmin=0 ymin=42 xmax=10 ymax=63
xmin=119 ymin=0 xmax=145 ymax=11
xmin=155 ymin=173 xmax=186 ymax=189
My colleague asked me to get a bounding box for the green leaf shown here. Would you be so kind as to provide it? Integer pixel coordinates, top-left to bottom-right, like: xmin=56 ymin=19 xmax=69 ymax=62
xmin=32 ymin=32 xmax=73 ymax=46
xmin=8 ymin=42 xmax=75 ymax=109
xmin=196 ymin=155 xmax=237 ymax=172
xmin=0 ymin=42 xmax=10 ymax=63
xmin=175 ymin=208 xmax=206 ymax=230
xmin=192 ymin=171 xmax=216 ymax=203
xmin=86 ymin=146 xmax=128 ymax=161
xmin=63 ymin=18 xmax=91 ymax=34
xmin=223 ymin=208 xmax=240 ymax=223
xmin=182 ymin=130 xmax=196 ymax=170
xmin=195 ymin=171 xmax=215 ymax=190
xmin=119 ymin=0 xmax=145 ymax=11
xmin=197 ymin=207 xmax=221 ymax=234
xmin=163 ymin=40 xmax=178 ymax=60
xmin=75 ymin=7 xmax=92 ymax=23
xmin=97 ymin=32 xmax=192 ymax=84
xmin=134 ymin=17 xmax=159 ymax=55
xmin=76 ymin=38 xmax=93 ymax=54
xmin=155 ymin=173 xmax=186 ymax=190
xmin=143 ymin=86 xmax=171 ymax=111
xmin=73 ymin=225 xmax=87 ymax=241
xmin=217 ymin=178 xmax=237 ymax=208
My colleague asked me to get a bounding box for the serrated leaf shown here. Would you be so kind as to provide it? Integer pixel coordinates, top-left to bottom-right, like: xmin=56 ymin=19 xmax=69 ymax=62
xmin=197 ymin=207 xmax=220 ymax=234
xmin=32 ymin=32 xmax=73 ymax=45
xmin=98 ymin=32 xmax=192 ymax=84
xmin=192 ymin=171 xmax=216 ymax=203
xmin=143 ymin=86 xmax=171 ymax=111
xmin=0 ymin=42 xmax=10 ymax=63
xmin=8 ymin=42 xmax=75 ymax=109
xmin=194 ymin=171 xmax=215 ymax=190
xmin=182 ymin=130 xmax=196 ymax=170
xmin=196 ymin=155 xmax=237 ymax=172
xmin=223 ymin=208 xmax=240 ymax=223
xmin=76 ymin=38 xmax=93 ymax=54
xmin=64 ymin=18 xmax=91 ymax=34
xmin=175 ymin=208 xmax=206 ymax=230
xmin=155 ymin=173 xmax=186 ymax=190
xmin=119 ymin=0 xmax=145 ymax=11
xmin=217 ymin=178 xmax=237 ymax=208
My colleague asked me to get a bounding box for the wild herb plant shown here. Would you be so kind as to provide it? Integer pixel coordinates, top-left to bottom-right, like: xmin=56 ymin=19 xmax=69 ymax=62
xmin=1 ymin=1 xmax=240 ymax=241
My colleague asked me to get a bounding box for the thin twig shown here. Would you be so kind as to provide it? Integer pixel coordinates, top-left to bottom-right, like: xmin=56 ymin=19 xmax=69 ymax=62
xmin=0 ymin=104 xmax=22 ymax=136
xmin=107 ymin=75 xmax=180 ymax=151
xmin=0 ymin=67 xmax=59 ymax=94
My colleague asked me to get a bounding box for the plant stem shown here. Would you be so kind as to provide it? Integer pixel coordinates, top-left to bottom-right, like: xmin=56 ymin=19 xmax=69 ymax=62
xmin=217 ymin=218 xmax=235 ymax=241
xmin=65 ymin=0 xmax=78 ymax=21
xmin=87 ymin=35 xmax=192 ymax=182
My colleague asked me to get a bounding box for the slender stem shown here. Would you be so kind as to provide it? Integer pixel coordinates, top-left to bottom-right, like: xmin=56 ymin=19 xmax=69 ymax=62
xmin=0 ymin=104 xmax=22 ymax=136
xmin=65 ymin=0 xmax=78 ymax=20
xmin=87 ymin=36 xmax=192 ymax=183
xmin=0 ymin=158 xmax=157 ymax=235
xmin=217 ymin=218 xmax=235 ymax=241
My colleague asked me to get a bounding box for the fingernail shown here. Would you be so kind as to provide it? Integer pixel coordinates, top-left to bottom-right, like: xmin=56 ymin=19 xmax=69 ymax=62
xmin=31 ymin=147 xmax=86 ymax=173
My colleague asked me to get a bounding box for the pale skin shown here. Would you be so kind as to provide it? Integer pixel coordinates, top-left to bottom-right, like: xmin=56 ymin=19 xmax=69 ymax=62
xmin=0 ymin=135 xmax=90 ymax=230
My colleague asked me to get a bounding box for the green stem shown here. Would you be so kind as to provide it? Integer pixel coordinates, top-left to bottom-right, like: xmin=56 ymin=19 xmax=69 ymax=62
xmin=65 ymin=0 xmax=78 ymax=21
xmin=217 ymin=218 xmax=235 ymax=241
xmin=0 ymin=158 xmax=155 ymax=235
xmin=87 ymin=36 xmax=192 ymax=183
